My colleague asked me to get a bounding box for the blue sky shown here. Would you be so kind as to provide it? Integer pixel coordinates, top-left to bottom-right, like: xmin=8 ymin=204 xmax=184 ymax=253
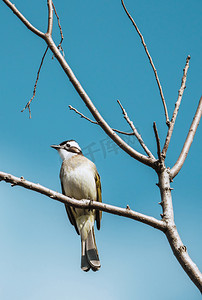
xmin=0 ymin=0 xmax=201 ymax=299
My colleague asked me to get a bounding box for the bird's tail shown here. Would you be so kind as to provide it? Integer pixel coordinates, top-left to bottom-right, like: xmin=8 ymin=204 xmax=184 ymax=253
xmin=81 ymin=228 xmax=101 ymax=272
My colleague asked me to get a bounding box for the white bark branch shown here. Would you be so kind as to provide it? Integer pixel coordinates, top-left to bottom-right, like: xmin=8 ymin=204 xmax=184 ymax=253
xmin=170 ymin=96 xmax=202 ymax=178
xmin=121 ymin=0 xmax=170 ymax=126
xmin=47 ymin=0 xmax=53 ymax=36
xmin=162 ymin=56 xmax=191 ymax=157
xmin=2 ymin=0 xmax=45 ymax=38
xmin=158 ymin=168 xmax=202 ymax=292
xmin=0 ymin=171 xmax=166 ymax=231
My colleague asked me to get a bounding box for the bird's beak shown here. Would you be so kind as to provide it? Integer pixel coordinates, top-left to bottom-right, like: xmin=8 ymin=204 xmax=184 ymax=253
xmin=50 ymin=144 xmax=61 ymax=150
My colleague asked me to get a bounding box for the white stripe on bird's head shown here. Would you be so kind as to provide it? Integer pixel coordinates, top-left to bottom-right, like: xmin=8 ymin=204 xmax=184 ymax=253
xmin=51 ymin=140 xmax=82 ymax=161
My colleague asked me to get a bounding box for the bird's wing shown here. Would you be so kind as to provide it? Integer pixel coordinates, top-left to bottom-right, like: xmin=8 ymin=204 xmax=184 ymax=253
xmin=61 ymin=181 xmax=80 ymax=235
xmin=95 ymin=171 xmax=102 ymax=230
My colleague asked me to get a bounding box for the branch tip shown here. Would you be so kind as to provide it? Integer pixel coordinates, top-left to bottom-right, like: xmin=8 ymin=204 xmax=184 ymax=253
xmin=162 ymin=55 xmax=191 ymax=158
xmin=21 ymin=46 xmax=49 ymax=118
xmin=170 ymin=96 xmax=202 ymax=178
xmin=121 ymin=0 xmax=169 ymax=125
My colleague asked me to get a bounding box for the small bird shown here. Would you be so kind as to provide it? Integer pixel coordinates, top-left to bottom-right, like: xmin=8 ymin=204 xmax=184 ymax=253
xmin=51 ymin=140 xmax=102 ymax=271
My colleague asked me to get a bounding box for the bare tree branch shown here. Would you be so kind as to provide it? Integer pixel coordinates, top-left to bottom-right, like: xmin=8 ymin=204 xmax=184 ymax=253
xmin=170 ymin=96 xmax=202 ymax=179
xmin=153 ymin=122 xmax=162 ymax=162
xmin=69 ymin=105 xmax=135 ymax=136
xmin=0 ymin=171 xmax=166 ymax=231
xmin=47 ymin=0 xmax=53 ymax=36
xmin=44 ymin=35 xmax=157 ymax=167
xmin=117 ymin=100 xmax=155 ymax=158
xmin=3 ymin=0 xmax=157 ymax=168
xmin=2 ymin=0 xmax=45 ymax=38
xmin=21 ymin=46 xmax=49 ymax=118
xmin=162 ymin=56 xmax=191 ymax=158
xmin=121 ymin=0 xmax=169 ymax=126
xmin=158 ymin=168 xmax=202 ymax=292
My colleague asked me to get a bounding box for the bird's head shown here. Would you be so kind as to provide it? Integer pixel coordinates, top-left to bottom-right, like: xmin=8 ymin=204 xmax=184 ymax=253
xmin=51 ymin=140 xmax=82 ymax=161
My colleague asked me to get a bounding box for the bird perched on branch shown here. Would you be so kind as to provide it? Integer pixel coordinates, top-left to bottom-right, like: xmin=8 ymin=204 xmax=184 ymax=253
xmin=51 ymin=140 xmax=102 ymax=271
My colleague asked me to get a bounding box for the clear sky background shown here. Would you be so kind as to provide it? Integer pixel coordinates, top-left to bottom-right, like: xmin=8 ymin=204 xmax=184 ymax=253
xmin=0 ymin=0 xmax=201 ymax=299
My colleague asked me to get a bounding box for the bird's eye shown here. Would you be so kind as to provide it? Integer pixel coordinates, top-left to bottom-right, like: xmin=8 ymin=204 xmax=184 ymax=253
xmin=66 ymin=143 xmax=70 ymax=147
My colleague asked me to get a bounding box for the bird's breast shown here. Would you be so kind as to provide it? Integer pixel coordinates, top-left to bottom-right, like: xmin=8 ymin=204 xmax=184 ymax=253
xmin=61 ymin=164 xmax=97 ymax=201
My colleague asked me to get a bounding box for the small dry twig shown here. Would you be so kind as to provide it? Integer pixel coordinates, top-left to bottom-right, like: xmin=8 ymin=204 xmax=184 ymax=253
xmin=21 ymin=46 xmax=49 ymax=118
xmin=162 ymin=55 xmax=191 ymax=157
xmin=69 ymin=105 xmax=135 ymax=136
xmin=69 ymin=105 xmax=98 ymax=124
xmin=121 ymin=0 xmax=169 ymax=126
xmin=52 ymin=2 xmax=64 ymax=57
xmin=117 ymin=100 xmax=155 ymax=158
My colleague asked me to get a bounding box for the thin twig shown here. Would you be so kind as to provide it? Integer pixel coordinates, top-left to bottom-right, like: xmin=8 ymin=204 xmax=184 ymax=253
xmin=121 ymin=0 xmax=169 ymax=126
xmin=69 ymin=105 xmax=135 ymax=135
xmin=0 ymin=171 xmax=166 ymax=231
xmin=117 ymin=100 xmax=155 ymax=158
xmin=69 ymin=105 xmax=98 ymax=124
xmin=162 ymin=55 xmax=191 ymax=158
xmin=52 ymin=2 xmax=64 ymax=57
xmin=170 ymin=96 xmax=202 ymax=179
xmin=153 ymin=122 xmax=162 ymax=162
xmin=21 ymin=46 xmax=49 ymax=118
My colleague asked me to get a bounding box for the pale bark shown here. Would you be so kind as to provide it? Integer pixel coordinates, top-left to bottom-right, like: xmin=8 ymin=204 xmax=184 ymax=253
xmin=170 ymin=96 xmax=202 ymax=178
xmin=162 ymin=56 xmax=191 ymax=157
xmin=158 ymin=168 xmax=202 ymax=292
xmin=0 ymin=171 xmax=165 ymax=231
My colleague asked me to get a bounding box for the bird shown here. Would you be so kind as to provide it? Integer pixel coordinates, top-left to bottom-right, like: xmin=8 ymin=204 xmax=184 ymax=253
xmin=51 ymin=140 xmax=102 ymax=272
